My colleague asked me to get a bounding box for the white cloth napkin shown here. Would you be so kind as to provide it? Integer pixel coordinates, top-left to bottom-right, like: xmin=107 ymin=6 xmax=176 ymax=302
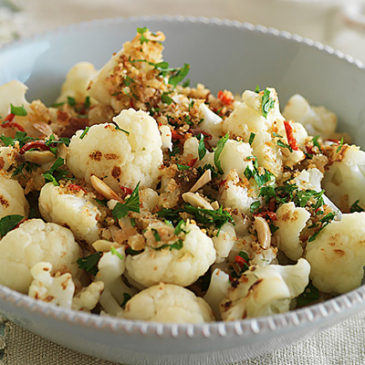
xmin=1 ymin=0 xmax=365 ymax=364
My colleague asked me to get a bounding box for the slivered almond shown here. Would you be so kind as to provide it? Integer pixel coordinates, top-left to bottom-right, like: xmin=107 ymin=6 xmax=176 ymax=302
xmin=24 ymin=150 xmax=55 ymax=164
xmin=190 ymin=169 xmax=212 ymax=193
xmin=182 ymin=192 xmax=213 ymax=210
xmin=254 ymin=217 xmax=271 ymax=249
xmin=90 ymin=175 xmax=123 ymax=203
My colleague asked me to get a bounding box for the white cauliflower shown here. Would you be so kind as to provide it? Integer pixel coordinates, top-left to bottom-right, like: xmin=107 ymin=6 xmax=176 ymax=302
xmin=0 ymin=175 xmax=29 ymax=219
xmin=322 ymin=145 xmax=365 ymax=211
xmin=275 ymin=203 xmax=310 ymax=261
xmin=283 ymin=94 xmax=337 ymax=139
xmin=223 ymin=89 xmax=283 ymax=176
xmin=305 ymin=213 xmax=365 ymax=293
xmin=123 ymin=283 xmax=215 ymax=323
xmin=28 ymin=262 xmax=75 ymax=308
xmin=204 ymin=268 xmax=230 ymax=319
xmin=56 ymin=62 xmax=97 ymax=104
xmin=125 ymin=222 xmax=216 ymax=287
xmin=219 ymin=140 xmax=253 ymax=178
xmin=72 ymin=281 xmax=104 ymax=311
xmin=212 ymin=223 xmax=237 ymax=263
xmin=67 ymin=109 xmax=162 ymax=191
xmin=0 ymin=219 xmax=81 ymax=293
xmin=39 ymin=182 xmax=101 ymax=244
xmin=0 ymin=146 xmax=18 ymax=173
xmin=199 ymin=103 xmax=223 ymax=144
xmin=159 ymin=125 xmax=172 ymax=151
xmin=0 ymin=80 xmax=29 ymax=119
xmin=294 ymin=168 xmax=323 ymax=192
xmin=96 ymin=247 xmax=137 ymax=316
xmin=220 ymin=259 xmax=310 ymax=320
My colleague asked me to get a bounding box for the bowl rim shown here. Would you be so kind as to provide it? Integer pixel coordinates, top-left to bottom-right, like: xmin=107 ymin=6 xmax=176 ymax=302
xmin=1 ymin=14 xmax=365 ymax=340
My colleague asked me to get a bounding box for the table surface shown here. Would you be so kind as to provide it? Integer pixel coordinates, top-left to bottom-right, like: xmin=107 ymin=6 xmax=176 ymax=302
xmin=1 ymin=1 xmax=365 ymax=364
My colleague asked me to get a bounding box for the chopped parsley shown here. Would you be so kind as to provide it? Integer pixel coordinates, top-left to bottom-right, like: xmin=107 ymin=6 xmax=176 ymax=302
xmin=161 ymin=92 xmax=173 ymax=105
xmin=77 ymin=252 xmax=102 ymax=276
xmin=112 ymin=182 xmax=140 ymax=219
xmin=0 ymin=215 xmax=23 ymax=238
xmin=261 ymin=89 xmax=275 ymax=118
xmin=182 ymin=79 xmax=190 ymax=87
xmin=244 ymin=164 xmax=274 ymax=187
xmin=79 ymin=127 xmax=90 ymax=139
xmin=10 ymin=104 xmax=27 ymax=116
xmin=198 ymin=134 xmax=206 ymax=160
xmin=113 ymin=123 xmax=130 ymax=135
xmin=197 ymin=164 xmax=219 ymax=179
xmin=154 ymin=239 xmax=183 ymax=251
xmin=137 ymin=27 xmax=149 ymax=44
xmin=336 ymin=137 xmax=344 ymax=153
xmin=0 ymin=131 xmax=36 ymax=148
xmin=250 ymin=201 xmax=261 ymax=214
xmin=350 ymin=200 xmax=364 ymax=213
xmin=125 ymin=247 xmax=143 ymax=256
xmin=168 ymin=63 xmax=190 ymax=88
xmin=151 ymin=228 xmax=161 ymax=242
xmin=255 ymin=85 xmax=260 ymax=93
xmin=308 ymin=212 xmax=335 ymax=242
xmin=121 ymin=293 xmax=132 ymax=309
xmin=177 ymin=163 xmax=189 ymax=171
xmin=45 ymin=134 xmax=70 ymax=155
xmin=312 ymin=135 xmax=322 ymax=152
xmin=67 ymin=96 xmax=76 ymax=106
xmin=84 ymin=96 xmax=91 ymax=109
xmin=248 ymin=132 xmax=255 ymax=145
xmin=214 ymin=133 xmax=229 ymax=174
xmin=110 ymin=247 xmax=124 ymax=261
xmin=277 ymin=139 xmax=293 ymax=152
xmin=174 ymin=220 xmax=186 ymax=235
xmin=43 ymin=157 xmax=69 ymax=186
xmin=95 ymin=198 xmax=107 ymax=206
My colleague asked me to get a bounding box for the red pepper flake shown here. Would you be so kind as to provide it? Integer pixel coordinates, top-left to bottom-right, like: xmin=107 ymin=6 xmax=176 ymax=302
xmin=326 ymin=138 xmax=340 ymax=143
xmin=68 ymin=184 xmax=87 ymax=193
xmin=188 ymin=158 xmax=197 ymax=167
xmin=19 ymin=141 xmax=50 ymax=155
xmin=1 ymin=121 xmax=25 ymax=132
xmin=217 ymin=90 xmax=234 ymax=106
xmin=234 ymin=255 xmax=248 ymax=267
xmin=171 ymin=129 xmax=183 ymax=140
xmin=284 ymin=120 xmax=299 ymax=151
xmin=254 ymin=211 xmax=277 ymax=221
xmin=219 ymin=178 xmax=227 ymax=187
xmin=3 ymin=113 xmax=15 ymax=122
xmin=120 ymin=186 xmax=133 ymax=195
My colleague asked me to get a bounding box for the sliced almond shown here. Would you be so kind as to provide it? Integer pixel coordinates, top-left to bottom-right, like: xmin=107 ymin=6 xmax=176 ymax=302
xmin=190 ymin=169 xmax=212 ymax=193
xmin=182 ymin=192 xmax=213 ymax=210
xmin=24 ymin=150 xmax=55 ymax=164
xmin=254 ymin=216 xmax=271 ymax=249
xmin=90 ymin=175 xmax=123 ymax=203
xmin=92 ymin=239 xmax=117 ymax=252
xmin=211 ymin=201 xmax=219 ymax=210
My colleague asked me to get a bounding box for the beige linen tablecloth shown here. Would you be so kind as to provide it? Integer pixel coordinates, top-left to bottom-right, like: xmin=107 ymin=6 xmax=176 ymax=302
xmin=1 ymin=0 xmax=365 ymax=364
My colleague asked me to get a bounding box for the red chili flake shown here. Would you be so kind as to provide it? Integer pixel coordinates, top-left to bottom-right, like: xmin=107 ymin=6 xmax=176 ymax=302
xmin=219 ymin=178 xmax=227 ymax=187
xmin=19 ymin=141 xmax=50 ymax=155
xmin=68 ymin=184 xmax=87 ymax=193
xmin=234 ymin=255 xmax=248 ymax=267
xmin=326 ymin=138 xmax=340 ymax=143
xmin=254 ymin=211 xmax=277 ymax=221
xmin=188 ymin=158 xmax=197 ymax=167
xmin=217 ymin=90 xmax=234 ymax=106
xmin=284 ymin=120 xmax=299 ymax=151
xmin=1 ymin=121 xmax=25 ymax=132
xmin=3 ymin=113 xmax=15 ymax=122
xmin=120 ymin=186 xmax=133 ymax=195
xmin=171 ymin=129 xmax=183 ymax=140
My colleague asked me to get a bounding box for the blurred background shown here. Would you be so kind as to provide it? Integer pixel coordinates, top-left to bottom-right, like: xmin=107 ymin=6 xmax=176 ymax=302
xmin=1 ymin=0 xmax=365 ymax=62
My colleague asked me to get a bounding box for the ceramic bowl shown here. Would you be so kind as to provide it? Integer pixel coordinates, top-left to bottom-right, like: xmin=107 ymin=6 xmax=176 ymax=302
xmin=1 ymin=16 xmax=365 ymax=365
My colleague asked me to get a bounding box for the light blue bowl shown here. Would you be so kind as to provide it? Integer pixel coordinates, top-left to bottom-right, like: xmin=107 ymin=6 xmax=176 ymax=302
xmin=0 ymin=16 xmax=365 ymax=365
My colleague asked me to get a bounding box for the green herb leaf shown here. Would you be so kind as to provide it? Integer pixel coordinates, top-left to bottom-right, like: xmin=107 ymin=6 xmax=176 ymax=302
xmin=197 ymin=164 xmax=219 ymax=179
xmin=308 ymin=212 xmax=335 ymax=242
xmin=336 ymin=137 xmax=344 ymax=153
xmin=255 ymin=85 xmax=260 ymax=93
xmin=110 ymin=247 xmax=124 ymax=260
xmin=95 ymin=198 xmax=107 ymax=206
xmin=174 ymin=220 xmax=186 ymax=235
xmin=67 ymin=96 xmax=76 ymax=107
xmin=214 ymin=133 xmax=229 ymax=174
xmin=249 ymin=132 xmax=255 ymax=146
xmin=84 ymin=96 xmax=91 ymax=109
xmin=177 ymin=163 xmax=189 ymax=171
xmin=161 ymin=92 xmax=173 ymax=105
xmin=0 ymin=215 xmax=23 ymax=238
xmin=154 ymin=239 xmax=183 ymax=251
xmin=10 ymin=104 xmax=27 ymax=116
xmin=296 ymin=282 xmax=319 ymax=307
xmin=112 ymin=182 xmax=140 ymax=219
xmin=77 ymin=252 xmax=102 ymax=276
xmin=125 ymin=247 xmax=143 ymax=256
xmin=137 ymin=26 xmax=149 ymax=44
xmin=121 ymin=293 xmax=132 ymax=309
xmin=261 ymin=89 xmax=275 ymax=118
xmin=350 ymin=200 xmax=364 ymax=213
xmin=198 ymin=134 xmax=206 ymax=160
xmin=312 ymin=135 xmax=322 ymax=152
xmin=80 ymin=127 xmax=90 ymax=139
xmin=277 ymin=139 xmax=293 ymax=152
xmin=168 ymin=63 xmax=190 ymax=88
xmin=43 ymin=157 xmax=68 ymax=186
xmin=112 ymin=123 xmax=130 ymax=135
xmin=182 ymin=79 xmax=191 ymax=87
xmin=151 ymin=228 xmax=161 ymax=242
xmin=250 ymin=201 xmax=261 ymax=214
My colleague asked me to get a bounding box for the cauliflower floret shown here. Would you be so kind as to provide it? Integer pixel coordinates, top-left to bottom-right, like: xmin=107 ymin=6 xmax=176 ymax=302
xmin=199 ymin=103 xmax=223 ymax=145
xmin=139 ymin=187 xmax=159 ymax=212
xmin=0 ymin=175 xmax=29 ymax=219
xmin=283 ymin=94 xmax=337 ymax=139
xmin=204 ymin=268 xmax=230 ymax=319
xmin=220 ymin=259 xmax=310 ymax=320
xmin=67 ymin=109 xmax=162 ymax=191
xmin=72 ymin=281 xmax=104 ymax=311
xmin=212 ymin=222 xmax=236 ymax=263
xmin=56 ymin=62 xmax=97 ymax=104
xmin=294 ymin=168 xmax=323 ymax=192
xmin=0 ymin=146 xmax=18 ymax=173
xmin=0 ymin=80 xmax=29 ymax=118
xmin=223 ymin=89 xmax=283 ymax=177
xmin=125 ymin=222 xmax=216 ymax=287
xmin=322 ymin=145 xmax=365 ymax=211
xmin=123 ymin=283 xmax=215 ymax=323
xmin=219 ymin=140 xmax=253 ymax=178
xmin=305 ymin=213 xmax=365 ymax=293
xmin=39 ymin=183 xmax=101 ymax=244
xmin=159 ymin=125 xmax=172 ymax=151
xmin=28 ymin=262 xmax=75 ymax=308
xmin=275 ymin=203 xmax=310 ymax=261
xmin=96 ymin=247 xmax=137 ymax=316
xmin=0 ymin=219 xmax=81 ymax=293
